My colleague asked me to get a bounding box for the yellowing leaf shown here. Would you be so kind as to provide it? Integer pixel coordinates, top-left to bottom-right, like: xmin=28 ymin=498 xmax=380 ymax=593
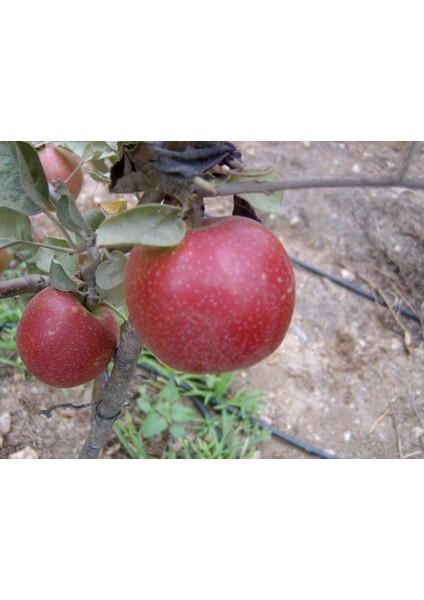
xmin=100 ymin=200 xmax=128 ymax=216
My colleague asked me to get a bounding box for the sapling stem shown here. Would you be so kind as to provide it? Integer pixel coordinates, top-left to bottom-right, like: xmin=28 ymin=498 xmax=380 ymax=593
xmin=78 ymin=318 xmax=144 ymax=459
xmin=79 ymin=248 xmax=101 ymax=310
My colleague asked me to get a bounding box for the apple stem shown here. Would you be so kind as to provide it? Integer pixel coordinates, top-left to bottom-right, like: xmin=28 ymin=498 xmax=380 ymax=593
xmin=65 ymin=159 xmax=84 ymax=186
xmin=185 ymin=199 xmax=204 ymax=229
xmin=79 ymin=249 xmax=101 ymax=310
xmin=101 ymin=301 xmax=127 ymax=322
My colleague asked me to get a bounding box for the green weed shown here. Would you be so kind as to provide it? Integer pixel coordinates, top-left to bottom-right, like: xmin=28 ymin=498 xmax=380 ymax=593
xmin=0 ymin=294 xmax=26 ymax=375
xmin=114 ymin=349 xmax=270 ymax=459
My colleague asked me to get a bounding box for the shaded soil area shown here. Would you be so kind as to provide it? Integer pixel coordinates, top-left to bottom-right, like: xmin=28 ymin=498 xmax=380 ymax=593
xmin=1 ymin=141 xmax=423 ymax=459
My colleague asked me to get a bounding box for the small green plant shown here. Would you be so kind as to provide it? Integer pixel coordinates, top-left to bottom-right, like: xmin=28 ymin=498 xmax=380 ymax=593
xmin=0 ymin=290 xmax=27 ymax=375
xmin=114 ymin=349 xmax=270 ymax=459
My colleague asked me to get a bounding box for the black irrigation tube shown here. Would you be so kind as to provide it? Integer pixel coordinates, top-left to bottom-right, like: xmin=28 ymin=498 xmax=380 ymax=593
xmin=0 ymin=322 xmax=17 ymax=329
xmin=289 ymin=255 xmax=421 ymax=323
xmin=138 ymin=361 xmax=338 ymax=459
xmin=206 ymin=397 xmax=338 ymax=459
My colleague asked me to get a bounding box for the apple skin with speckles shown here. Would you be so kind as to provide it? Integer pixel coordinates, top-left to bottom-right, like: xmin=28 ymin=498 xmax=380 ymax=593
xmin=125 ymin=216 xmax=295 ymax=374
xmin=16 ymin=287 xmax=120 ymax=388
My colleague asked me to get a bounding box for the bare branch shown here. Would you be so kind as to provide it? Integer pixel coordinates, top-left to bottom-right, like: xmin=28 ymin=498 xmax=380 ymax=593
xmin=0 ymin=274 xmax=49 ymax=299
xmin=212 ymin=174 xmax=424 ymax=197
xmin=79 ymin=318 xmax=144 ymax=459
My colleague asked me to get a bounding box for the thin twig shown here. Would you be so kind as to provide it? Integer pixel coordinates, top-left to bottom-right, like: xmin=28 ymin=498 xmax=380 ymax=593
xmin=212 ymin=174 xmax=424 ymax=197
xmin=402 ymin=450 xmax=422 ymax=459
xmin=390 ymin=400 xmax=403 ymax=459
xmin=0 ymin=274 xmax=49 ymax=299
xmin=369 ymin=405 xmax=393 ymax=433
xmin=376 ymin=287 xmax=414 ymax=352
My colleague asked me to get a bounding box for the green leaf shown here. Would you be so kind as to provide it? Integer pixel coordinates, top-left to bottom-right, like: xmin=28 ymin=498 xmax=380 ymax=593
xmin=36 ymin=237 xmax=79 ymax=278
xmin=137 ymin=397 xmax=152 ymax=413
xmin=96 ymin=204 xmax=186 ymax=248
xmin=140 ymin=412 xmax=168 ymax=438
xmin=81 ymin=142 xmax=118 ymax=162
xmin=170 ymin=403 xmax=197 ymax=423
xmin=54 ymin=182 xmax=91 ymax=233
xmin=158 ymin=380 xmax=180 ymax=404
xmin=95 ymin=251 xmax=127 ymax=290
xmin=169 ymin=423 xmax=186 ymax=439
xmin=87 ymin=170 xmax=110 ymax=183
xmin=0 ymin=207 xmax=33 ymax=247
xmin=204 ymin=374 xmax=221 ymax=390
xmin=82 ymin=208 xmax=106 ymax=233
xmin=55 ymin=142 xmax=118 ymax=169
xmin=228 ymin=171 xmax=285 ymax=214
xmin=54 ymin=142 xmax=88 ymax=159
xmin=95 ymin=250 xmax=127 ymax=305
xmin=97 ymin=283 xmax=125 ymax=305
xmin=49 ymin=259 xmax=79 ymax=292
xmin=0 ymin=142 xmax=49 ymax=214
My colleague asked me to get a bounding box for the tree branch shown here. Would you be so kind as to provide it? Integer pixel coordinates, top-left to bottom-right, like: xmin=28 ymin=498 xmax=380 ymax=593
xmin=212 ymin=174 xmax=424 ymax=197
xmin=0 ymin=274 xmax=49 ymax=299
xmin=78 ymin=318 xmax=144 ymax=459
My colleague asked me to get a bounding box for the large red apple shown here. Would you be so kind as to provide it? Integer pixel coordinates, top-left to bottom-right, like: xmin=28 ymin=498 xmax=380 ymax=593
xmin=38 ymin=143 xmax=84 ymax=200
xmin=16 ymin=287 xmax=119 ymax=388
xmin=125 ymin=216 xmax=295 ymax=373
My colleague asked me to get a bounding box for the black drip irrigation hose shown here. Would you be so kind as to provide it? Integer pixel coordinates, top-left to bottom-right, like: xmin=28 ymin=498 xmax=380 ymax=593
xmin=289 ymin=255 xmax=421 ymax=323
xmin=138 ymin=361 xmax=338 ymax=459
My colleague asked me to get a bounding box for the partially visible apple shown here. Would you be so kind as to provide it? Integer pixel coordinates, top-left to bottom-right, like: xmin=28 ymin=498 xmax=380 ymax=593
xmin=0 ymin=249 xmax=12 ymax=273
xmin=16 ymin=287 xmax=120 ymax=388
xmin=38 ymin=143 xmax=84 ymax=200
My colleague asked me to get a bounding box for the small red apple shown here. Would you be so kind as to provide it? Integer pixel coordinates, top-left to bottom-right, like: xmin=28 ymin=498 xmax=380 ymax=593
xmin=0 ymin=249 xmax=12 ymax=273
xmin=125 ymin=216 xmax=295 ymax=374
xmin=38 ymin=143 xmax=84 ymax=200
xmin=16 ymin=287 xmax=119 ymax=388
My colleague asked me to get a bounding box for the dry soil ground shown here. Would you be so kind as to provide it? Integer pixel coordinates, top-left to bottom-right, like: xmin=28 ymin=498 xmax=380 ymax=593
xmin=1 ymin=141 xmax=423 ymax=459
